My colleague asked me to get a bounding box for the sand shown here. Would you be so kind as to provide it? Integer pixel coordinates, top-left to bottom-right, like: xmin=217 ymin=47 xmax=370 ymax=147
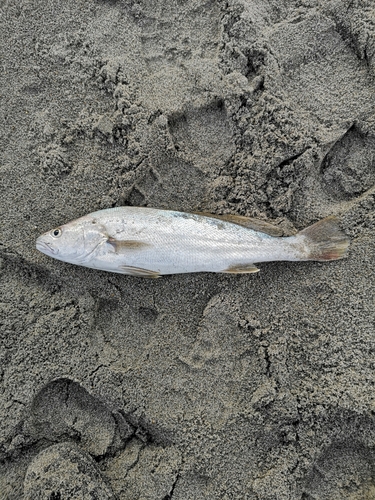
xmin=1 ymin=0 xmax=375 ymax=498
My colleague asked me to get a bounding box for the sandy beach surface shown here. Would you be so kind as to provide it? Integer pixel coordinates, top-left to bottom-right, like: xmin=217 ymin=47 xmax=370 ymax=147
xmin=1 ymin=0 xmax=375 ymax=498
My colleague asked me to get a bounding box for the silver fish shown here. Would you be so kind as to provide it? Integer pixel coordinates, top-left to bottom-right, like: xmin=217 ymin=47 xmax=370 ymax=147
xmin=36 ymin=207 xmax=349 ymax=277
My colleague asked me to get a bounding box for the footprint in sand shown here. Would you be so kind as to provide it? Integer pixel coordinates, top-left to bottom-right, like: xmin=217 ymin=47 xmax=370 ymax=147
xmin=23 ymin=442 xmax=115 ymax=500
xmin=25 ymin=378 xmax=132 ymax=457
xmin=302 ymin=441 xmax=375 ymax=499
xmin=321 ymin=123 xmax=375 ymax=200
xmin=19 ymin=378 xmax=180 ymax=499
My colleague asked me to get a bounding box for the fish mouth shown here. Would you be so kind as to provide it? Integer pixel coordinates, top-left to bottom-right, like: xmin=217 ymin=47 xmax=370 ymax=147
xmin=36 ymin=238 xmax=58 ymax=256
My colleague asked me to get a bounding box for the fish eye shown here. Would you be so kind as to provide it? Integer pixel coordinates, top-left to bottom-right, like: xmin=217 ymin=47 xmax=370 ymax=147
xmin=52 ymin=228 xmax=62 ymax=238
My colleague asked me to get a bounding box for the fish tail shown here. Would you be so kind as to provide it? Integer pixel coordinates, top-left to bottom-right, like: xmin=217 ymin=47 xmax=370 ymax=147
xmin=298 ymin=216 xmax=349 ymax=261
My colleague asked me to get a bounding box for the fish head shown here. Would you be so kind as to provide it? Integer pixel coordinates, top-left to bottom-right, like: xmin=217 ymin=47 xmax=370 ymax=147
xmin=36 ymin=215 xmax=107 ymax=264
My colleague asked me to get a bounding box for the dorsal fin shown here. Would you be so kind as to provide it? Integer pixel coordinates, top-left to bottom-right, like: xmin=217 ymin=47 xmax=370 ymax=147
xmin=194 ymin=212 xmax=285 ymax=237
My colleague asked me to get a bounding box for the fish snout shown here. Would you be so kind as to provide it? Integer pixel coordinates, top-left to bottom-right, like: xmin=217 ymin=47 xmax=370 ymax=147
xmin=36 ymin=237 xmax=58 ymax=256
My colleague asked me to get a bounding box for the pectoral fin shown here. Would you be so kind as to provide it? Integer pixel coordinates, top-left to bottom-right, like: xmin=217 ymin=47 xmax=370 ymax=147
xmin=107 ymin=238 xmax=150 ymax=253
xmin=118 ymin=265 xmax=161 ymax=278
xmin=194 ymin=212 xmax=285 ymax=236
xmin=221 ymin=263 xmax=260 ymax=274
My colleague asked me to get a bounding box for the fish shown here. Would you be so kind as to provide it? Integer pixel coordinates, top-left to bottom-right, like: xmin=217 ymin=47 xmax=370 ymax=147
xmin=36 ymin=207 xmax=349 ymax=277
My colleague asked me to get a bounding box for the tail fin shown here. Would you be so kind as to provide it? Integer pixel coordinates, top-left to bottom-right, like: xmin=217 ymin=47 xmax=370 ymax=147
xmin=299 ymin=216 xmax=349 ymax=261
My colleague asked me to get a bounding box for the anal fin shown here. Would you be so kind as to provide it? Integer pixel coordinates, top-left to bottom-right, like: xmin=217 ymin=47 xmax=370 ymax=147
xmin=119 ymin=265 xmax=161 ymax=278
xmin=221 ymin=263 xmax=260 ymax=274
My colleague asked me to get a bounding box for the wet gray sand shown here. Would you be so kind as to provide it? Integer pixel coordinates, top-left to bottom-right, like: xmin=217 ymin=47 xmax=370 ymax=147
xmin=1 ymin=1 xmax=375 ymax=498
